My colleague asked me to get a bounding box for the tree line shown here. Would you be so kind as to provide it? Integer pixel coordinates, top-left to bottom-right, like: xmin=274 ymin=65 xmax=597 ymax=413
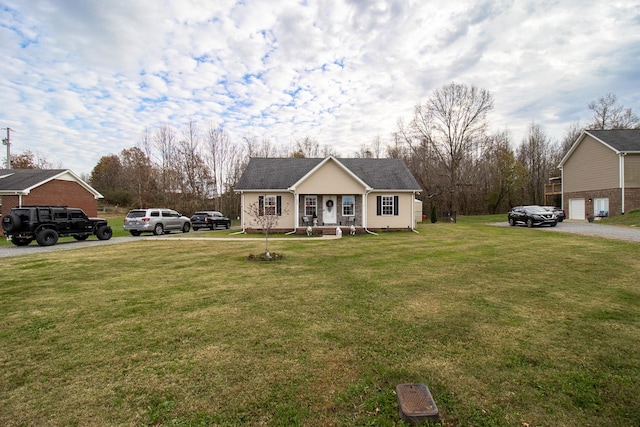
xmin=89 ymin=86 xmax=640 ymax=217
xmin=9 ymin=84 xmax=639 ymax=217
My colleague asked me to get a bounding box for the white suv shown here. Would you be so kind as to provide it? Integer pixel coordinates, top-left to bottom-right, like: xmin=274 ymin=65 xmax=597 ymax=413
xmin=123 ymin=208 xmax=191 ymax=236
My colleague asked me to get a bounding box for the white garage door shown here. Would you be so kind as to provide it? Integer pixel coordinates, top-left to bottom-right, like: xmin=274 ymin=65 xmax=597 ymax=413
xmin=569 ymin=198 xmax=585 ymax=220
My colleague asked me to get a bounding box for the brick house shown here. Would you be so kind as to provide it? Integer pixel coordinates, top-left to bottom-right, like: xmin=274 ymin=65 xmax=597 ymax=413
xmin=559 ymin=129 xmax=640 ymax=219
xmin=0 ymin=169 xmax=104 ymax=217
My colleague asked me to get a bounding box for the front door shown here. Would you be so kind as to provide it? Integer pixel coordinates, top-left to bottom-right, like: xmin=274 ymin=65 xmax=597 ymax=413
xmin=323 ymin=195 xmax=337 ymax=224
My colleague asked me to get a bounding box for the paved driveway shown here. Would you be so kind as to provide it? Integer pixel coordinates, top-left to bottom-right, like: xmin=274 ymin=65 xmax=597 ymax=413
xmin=0 ymin=232 xmax=338 ymax=258
xmin=0 ymin=235 xmax=149 ymax=258
xmin=493 ymin=220 xmax=640 ymax=243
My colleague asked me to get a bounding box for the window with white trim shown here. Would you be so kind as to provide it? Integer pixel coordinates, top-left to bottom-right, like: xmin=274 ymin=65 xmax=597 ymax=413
xmin=594 ymin=198 xmax=609 ymax=217
xmin=263 ymin=195 xmax=277 ymax=216
xmin=342 ymin=195 xmax=355 ymax=216
xmin=381 ymin=195 xmax=394 ymax=216
xmin=304 ymin=196 xmax=317 ymax=217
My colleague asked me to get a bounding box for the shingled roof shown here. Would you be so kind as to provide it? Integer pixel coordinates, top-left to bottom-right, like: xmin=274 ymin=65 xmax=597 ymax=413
xmin=585 ymin=129 xmax=640 ymax=152
xmin=235 ymin=157 xmax=421 ymax=191
xmin=0 ymin=169 xmax=102 ymax=197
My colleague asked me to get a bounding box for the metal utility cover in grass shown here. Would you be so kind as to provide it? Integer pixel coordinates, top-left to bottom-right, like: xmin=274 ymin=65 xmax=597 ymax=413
xmin=396 ymin=383 xmax=439 ymax=425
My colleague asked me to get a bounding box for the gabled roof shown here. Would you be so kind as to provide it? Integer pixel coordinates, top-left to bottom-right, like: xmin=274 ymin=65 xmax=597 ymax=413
xmin=0 ymin=169 xmax=104 ymax=198
xmin=235 ymin=157 xmax=422 ymax=191
xmin=559 ymin=129 xmax=640 ymax=167
xmin=586 ymin=129 xmax=640 ymax=152
xmin=291 ymin=156 xmax=370 ymax=190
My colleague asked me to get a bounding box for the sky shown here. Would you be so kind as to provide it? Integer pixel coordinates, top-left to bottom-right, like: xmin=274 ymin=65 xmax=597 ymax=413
xmin=1 ymin=0 xmax=640 ymax=175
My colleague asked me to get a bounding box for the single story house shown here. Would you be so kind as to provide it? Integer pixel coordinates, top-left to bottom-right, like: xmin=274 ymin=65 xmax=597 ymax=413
xmin=235 ymin=156 xmax=422 ymax=233
xmin=0 ymin=169 xmax=104 ymax=217
xmin=559 ymin=129 xmax=640 ymax=219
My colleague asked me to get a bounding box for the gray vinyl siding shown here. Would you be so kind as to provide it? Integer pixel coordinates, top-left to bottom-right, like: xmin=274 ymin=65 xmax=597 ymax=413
xmin=563 ymin=136 xmax=620 ymax=192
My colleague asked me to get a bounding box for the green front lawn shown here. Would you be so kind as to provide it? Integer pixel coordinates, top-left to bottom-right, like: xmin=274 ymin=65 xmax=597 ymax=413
xmin=1 ymin=220 xmax=639 ymax=426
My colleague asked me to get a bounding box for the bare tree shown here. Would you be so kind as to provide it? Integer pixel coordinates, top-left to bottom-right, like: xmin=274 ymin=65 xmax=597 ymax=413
xmin=174 ymin=121 xmax=210 ymax=213
xmin=206 ymin=124 xmax=244 ymax=213
xmin=294 ymin=136 xmax=320 ymax=158
xmin=153 ymin=124 xmax=179 ymax=206
xmin=400 ymin=82 xmax=494 ymax=212
xmin=244 ymin=136 xmax=277 ymax=158
xmin=588 ymin=93 xmax=640 ymax=130
xmin=355 ymin=144 xmax=373 ymax=158
xmin=517 ymin=122 xmax=555 ymax=205
xmin=386 ymin=132 xmax=410 ymax=159
xmin=320 ymin=143 xmax=337 ymax=157
xmin=356 ymin=135 xmax=383 ymax=158
xmin=559 ymin=121 xmax=584 ymax=156
xmin=483 ymin=131 xmax=526 ymax=212
xmin=244 ymin=196 xmax=289 ymax=259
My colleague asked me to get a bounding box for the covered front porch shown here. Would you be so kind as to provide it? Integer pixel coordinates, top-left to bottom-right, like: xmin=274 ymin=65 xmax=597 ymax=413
xmin=295 ymin=194 xmax=362 ymax=230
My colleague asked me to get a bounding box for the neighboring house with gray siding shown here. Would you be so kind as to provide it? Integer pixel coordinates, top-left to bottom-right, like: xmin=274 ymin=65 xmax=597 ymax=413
xmin=235 ymin=156 xmax=422 ymax=233
xmin=559 ymin=129 xmax=640 ymax=220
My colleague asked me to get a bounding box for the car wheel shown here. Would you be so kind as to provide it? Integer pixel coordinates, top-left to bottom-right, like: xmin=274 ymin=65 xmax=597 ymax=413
xmin=2 ymin=213 xmax=21 ymax=232
xmin=36 ymin=229 xmax=59 ymax=246
xmin=96 ymin=225 xmax=113 ymax=240
xmin=225 ymin=222 xmax=230 ymax=229
xmin=509 ymin=217 xmax=516 ymax=226
xmin=73 ymin=234 xmax=90 ymax=240
xmin=209 ymin=224 xmax=216 ymax=230
xmin=182 ymin=222 xmax=190 ymax=233
xmin=193 ymin=227 xmax=199 ymax=231
xmin=550 ymin=221 xmax=557 ymax=227
xmin=153 ymin=223 xmax=164 ymax=235
xmin=527 ymin=218 xmax=534 ymax=228
xmin=11 ymin=237 xmax=32 ymax=246
xmin=130 ymin=230 xmax=141 ymax=236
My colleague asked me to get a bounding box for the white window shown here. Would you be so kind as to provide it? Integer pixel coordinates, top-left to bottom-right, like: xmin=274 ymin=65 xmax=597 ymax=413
xmin=342 ymin=195 xmax=355 ymax=216
xmin=304 ymin=196 xmax=317 ymax=217
xmin=381 ymin=196 xmax=394 ymax=216
xmin=263 ymin=195 xmax=277 ymax=216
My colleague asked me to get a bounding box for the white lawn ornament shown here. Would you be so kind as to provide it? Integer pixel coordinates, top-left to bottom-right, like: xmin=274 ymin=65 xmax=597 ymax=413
xmin=350 ymin=225 xmax=356 ymax=235
xmin=336 ymin=226 xmax=342 ymax=237
xmin=306 ymin=226 xmax=313 ymax=236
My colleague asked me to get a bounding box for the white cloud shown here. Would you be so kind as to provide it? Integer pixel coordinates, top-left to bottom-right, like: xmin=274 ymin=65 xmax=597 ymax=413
xmin=0 ymin=0 xmax=639 ymax=174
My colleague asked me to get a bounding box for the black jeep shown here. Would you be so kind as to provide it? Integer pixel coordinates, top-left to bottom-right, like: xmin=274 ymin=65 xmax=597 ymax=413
xmin=2 ymin=206 xmax=113 ymax=246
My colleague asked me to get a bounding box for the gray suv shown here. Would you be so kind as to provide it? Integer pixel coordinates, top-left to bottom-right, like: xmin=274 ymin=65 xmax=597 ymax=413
xmin=123 ymin=208 xmax=191 ymax=236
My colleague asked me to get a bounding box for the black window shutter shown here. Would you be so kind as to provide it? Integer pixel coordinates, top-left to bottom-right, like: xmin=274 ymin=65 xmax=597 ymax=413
xmin=394 ymin=196 xmax=399 ymax=216
xmin=277 ymin=196 xmax=282 ymax=215
xmin=377 ymin=196 xmax=382 ymax=215
xmin=259 ymin=196 xmax=264 ymax=216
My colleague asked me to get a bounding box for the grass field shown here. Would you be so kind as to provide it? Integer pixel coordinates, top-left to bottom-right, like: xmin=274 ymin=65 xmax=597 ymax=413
xmin=1 ymin=216 xmax=639 ymax=426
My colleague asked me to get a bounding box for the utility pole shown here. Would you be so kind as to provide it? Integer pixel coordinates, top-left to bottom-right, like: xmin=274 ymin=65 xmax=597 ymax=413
xmin=2 ymin=127 xmax=12 ymax=168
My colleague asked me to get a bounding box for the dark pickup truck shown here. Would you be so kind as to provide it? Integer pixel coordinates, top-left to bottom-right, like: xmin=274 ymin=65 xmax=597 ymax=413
xmin=2 ymin=206 xmax=113 ymax=246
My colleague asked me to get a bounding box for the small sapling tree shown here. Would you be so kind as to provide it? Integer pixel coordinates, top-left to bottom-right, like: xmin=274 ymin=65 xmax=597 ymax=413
xmin=244 ymin=195 xmax=289 ymax=259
